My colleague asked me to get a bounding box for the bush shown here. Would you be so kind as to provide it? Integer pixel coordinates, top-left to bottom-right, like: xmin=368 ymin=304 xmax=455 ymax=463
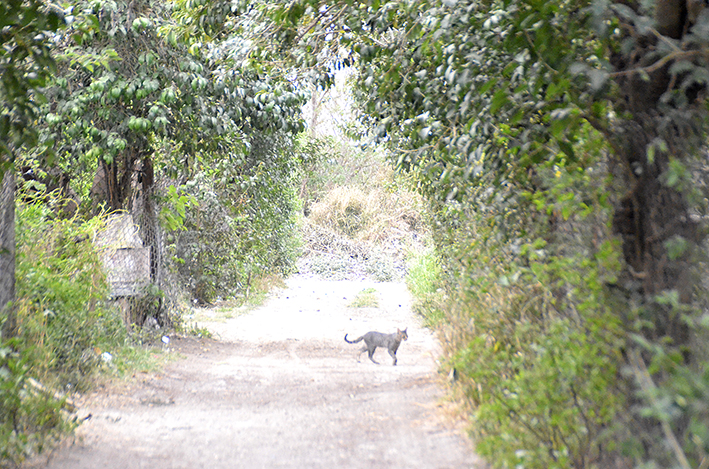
xmin=0 ymin=341 xmax=74 ymax=466
xmin=167 ymin=134 xmax=302 ymax=304
xmin=427 ymin=152 xmax=631 ymax=468
xmin=405 ymin=244 xmax=444 ymax=327
xmin=14 ymin=197 xmax=126 ymax=390
xmin=0 ymin=194 xmax=128 ymax=466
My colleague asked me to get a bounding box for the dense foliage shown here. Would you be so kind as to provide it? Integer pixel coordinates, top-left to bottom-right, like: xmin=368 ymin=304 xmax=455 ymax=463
xmin=0 ymin=0 xmax=63 ymax=168
xmin=20 ymin=0 xmax=311 ymax=306
xmin=2 ymin=0 xmax=311 ymax=463
xmin=170 ymin=133 xmax=304 ymax=303
xmin=34 ymin=0 xmax=305 ymax=208
xmin=15 ymin=198 xmax=126 ymax=390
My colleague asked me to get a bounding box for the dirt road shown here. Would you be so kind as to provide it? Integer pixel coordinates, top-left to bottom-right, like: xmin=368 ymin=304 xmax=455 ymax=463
xmin=39 ymin=276 xmax=486 ymax=469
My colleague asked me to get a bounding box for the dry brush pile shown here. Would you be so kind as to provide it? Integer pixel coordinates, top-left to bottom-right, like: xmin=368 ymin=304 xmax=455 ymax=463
xmin=297 ymin=153 xmax=427 ymax=282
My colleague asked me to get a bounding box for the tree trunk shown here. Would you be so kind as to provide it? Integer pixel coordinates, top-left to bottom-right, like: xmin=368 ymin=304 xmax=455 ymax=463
xmin=610 ymin=1 xmax=704 ymax=318
xmin=0 ymin=169 xmax=16 ymax=340
xmin=612 ymin=117 xmax=698 ymax=343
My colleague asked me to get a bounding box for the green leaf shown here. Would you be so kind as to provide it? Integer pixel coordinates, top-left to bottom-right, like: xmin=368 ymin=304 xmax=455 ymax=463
xmin=479 ymin=78 xmax=498 ymax=94
xmin=665 ymin=236 xmax=688 ymax=260
xmin=558 ymin=141 xmax=575 ymax=160
xmin=490 ymin=89 xmax=509 ymax=114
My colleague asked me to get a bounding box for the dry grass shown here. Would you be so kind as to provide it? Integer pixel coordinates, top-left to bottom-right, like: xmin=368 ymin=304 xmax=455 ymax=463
xmin=308 ymin=183 xmax=424 ymax=242
xmin=299 ymin=174 xmax=428 ymax=281
xmin=297 ymin=133 xmax=430 ymax=281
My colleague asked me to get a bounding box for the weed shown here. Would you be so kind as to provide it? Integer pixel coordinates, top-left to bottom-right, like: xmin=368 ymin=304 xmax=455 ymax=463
xmin=109 ymin=344 xmax=171 ymax=376
xmin=348 ymin=288 xmax=379 ymax=308
xmin=184 ymin=325 xmax=213 ymax=338
xmin=15 ymin=199 xmax=127 ymax=391
xmin=4 ymin=195 xmax=170 ymax=467
xmin=0 ymin=341 xmax=77 ymax=465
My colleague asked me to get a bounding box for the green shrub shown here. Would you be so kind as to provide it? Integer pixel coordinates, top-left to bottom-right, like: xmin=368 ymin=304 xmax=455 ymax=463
xmin=0 ymin=341 xmax=75 ymax=465
xmin=429 ymin=151 xmax=630 ymax=467
xmin=1 ymin=194 xmax=128 ymax=466
xmin=166 ymin=134 xmax=303 ymax=304
xmin=405 ymin=245 xmax=444 ymax=327
xmin=617 ymin=296 xmax=709 ymax=468
xmin=441 ymin=216 xmax=626 ymax=467
xmin=15 ymin=197 xmax=126 ymax=390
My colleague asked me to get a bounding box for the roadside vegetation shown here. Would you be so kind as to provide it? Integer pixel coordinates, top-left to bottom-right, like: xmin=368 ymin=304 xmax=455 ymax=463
xmin=404 ymin=246 xmax=444 ymax=328
xmin=4 ymin=192 xmax=170 ymax=464
xmin=1 ymin=2 xmax=419 ymax=466
xmin=1 ymin=0 xmax=310 ymax=464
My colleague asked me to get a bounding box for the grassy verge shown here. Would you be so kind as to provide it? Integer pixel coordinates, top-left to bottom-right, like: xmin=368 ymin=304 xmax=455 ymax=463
xmin=2 ymin=197 xmax=177 ymax=466
xmin=405 ymin=245 xmax=445 ymax=327
xmin=348 ymin=288 xmax=380 ymax=308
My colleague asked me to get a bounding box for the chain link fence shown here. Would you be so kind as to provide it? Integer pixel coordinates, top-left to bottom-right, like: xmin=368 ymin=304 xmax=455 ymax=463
xmin=93 ymin=172 xmax=173 ymax=329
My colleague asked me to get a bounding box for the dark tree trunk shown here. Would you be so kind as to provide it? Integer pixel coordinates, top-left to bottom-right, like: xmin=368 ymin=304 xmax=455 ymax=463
xmin=610 ymin=1 xmax=704 ymax=317
xmin=0 ymin=170 xmax=16 ymax=340
xmin=613 ymin=119 xmax=699 ymax=291
xmin=612 ymin=117 xmax=698 ymax=343
xmin=608 ymin=3 xmax=708 ymax=457
xmin=90 ymin=152 xmax=141 ymax=212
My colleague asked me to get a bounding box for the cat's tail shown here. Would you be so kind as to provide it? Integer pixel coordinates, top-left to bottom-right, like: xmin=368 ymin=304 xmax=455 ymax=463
xmin=344 ymin=334 xmax=363 ymax=344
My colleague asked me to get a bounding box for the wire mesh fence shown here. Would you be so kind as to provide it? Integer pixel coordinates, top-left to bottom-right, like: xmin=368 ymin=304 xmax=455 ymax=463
xmin=93 ymin=172 xmax=171 ymax=329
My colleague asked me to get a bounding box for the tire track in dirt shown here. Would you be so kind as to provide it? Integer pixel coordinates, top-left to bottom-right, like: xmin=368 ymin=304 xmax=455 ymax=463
xmin=37 ymin=276 xmax=486 ymax=469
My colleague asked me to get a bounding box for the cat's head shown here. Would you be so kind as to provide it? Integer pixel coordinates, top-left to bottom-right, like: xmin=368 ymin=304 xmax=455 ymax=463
xmin=398 ymin=328 xmax=408 ymax=341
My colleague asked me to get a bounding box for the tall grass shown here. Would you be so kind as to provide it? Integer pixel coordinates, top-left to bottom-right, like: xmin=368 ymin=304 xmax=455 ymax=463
xmin=405 ymin=245 xmax=445 ymax=327
xmin=14 ymin=198 xmax=126 ymax=390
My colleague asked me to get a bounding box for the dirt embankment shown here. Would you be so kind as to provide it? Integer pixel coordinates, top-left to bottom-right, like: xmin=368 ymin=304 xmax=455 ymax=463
xmin=35 ymin=276 xmax=486 ymax=469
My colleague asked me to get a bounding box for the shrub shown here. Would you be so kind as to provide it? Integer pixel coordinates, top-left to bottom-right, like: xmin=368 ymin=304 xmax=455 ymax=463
xmin=430 ymin=153 xmax=630 ymax=467
xmin=1 ymin=193 xmax=127 ymax=466
xmin=0 ymin=341 xmax=74 ymax=466
xmin=168 ymin=134 xmax=302 ymax=303
xmin=14 ymin=197 xmax=126 ymax=390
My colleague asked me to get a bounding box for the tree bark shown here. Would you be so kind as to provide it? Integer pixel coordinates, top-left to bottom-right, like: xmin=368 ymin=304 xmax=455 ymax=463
xmin=610 ymin=1 xmax=704 ymax=314
xmin=0 ymin=169 xmax=16 ymax=340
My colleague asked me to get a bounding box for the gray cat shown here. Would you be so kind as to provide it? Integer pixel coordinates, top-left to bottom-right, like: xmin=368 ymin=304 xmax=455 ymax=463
xmin=344 ymin=328 xmax=408 ymax=365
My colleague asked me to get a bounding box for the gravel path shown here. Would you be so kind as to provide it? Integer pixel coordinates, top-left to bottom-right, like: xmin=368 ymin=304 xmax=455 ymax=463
xmin=37 ymin=275 xmax=486 ymax=469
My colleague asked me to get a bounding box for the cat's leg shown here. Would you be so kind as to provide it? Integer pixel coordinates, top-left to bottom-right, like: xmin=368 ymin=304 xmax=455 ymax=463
xmin=357 ymin=346 xmax=368 ymax=362
xmin=368 ymin=346 xmax=380 ymax=364
xmin=388 ymin=348 xmax=398 ymax=366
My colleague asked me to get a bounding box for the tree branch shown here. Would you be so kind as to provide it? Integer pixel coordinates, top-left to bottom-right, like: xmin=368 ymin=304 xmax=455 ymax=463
xmin=610 ymin=49 xmax=708 ymax=78
xmin=293 ymin=2 xmax=347 ymax=46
